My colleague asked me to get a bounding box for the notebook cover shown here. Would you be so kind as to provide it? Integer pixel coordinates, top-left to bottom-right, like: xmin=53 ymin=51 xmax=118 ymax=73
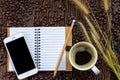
xmin=65 ymin=27 xmax=72 ymax=71
xmin=7 ymin=28 xmax=10 ymax=72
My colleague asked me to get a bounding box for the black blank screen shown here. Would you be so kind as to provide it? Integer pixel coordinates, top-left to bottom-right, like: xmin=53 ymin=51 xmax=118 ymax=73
xmin=6 ymin=37 xmax=35 ymax=75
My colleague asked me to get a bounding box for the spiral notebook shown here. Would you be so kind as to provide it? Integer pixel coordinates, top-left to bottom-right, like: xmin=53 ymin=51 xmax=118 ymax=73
xmin=7 ymin=27 xmax=72 ymax=71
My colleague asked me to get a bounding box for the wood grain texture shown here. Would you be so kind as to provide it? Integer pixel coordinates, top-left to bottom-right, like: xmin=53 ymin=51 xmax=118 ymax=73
xmin=0 ymin=0 xmax=119 ymax=80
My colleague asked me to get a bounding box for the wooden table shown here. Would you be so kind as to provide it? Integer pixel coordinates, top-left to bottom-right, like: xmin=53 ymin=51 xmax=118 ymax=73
xmin=0 ymin=0 xmax=119 ymax=80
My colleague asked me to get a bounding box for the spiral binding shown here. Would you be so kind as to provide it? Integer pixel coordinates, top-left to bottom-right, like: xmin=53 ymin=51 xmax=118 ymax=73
xmin=34 ymin=28 xmax=41 ymax=69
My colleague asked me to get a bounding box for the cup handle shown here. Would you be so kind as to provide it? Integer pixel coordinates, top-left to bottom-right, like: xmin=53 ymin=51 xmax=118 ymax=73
xmin=91 ymin=66 xmax=100 ymax=75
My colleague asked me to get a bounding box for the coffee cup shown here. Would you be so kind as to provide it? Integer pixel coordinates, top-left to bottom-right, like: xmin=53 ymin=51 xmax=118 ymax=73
xmin=69 ymin=42 xmax=100 ymax=75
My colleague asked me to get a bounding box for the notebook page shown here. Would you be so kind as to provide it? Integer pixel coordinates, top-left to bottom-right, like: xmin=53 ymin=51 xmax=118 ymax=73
xmin=8 ymin=27 xmax=35 ymax=71
xmin=38 ymin=27 xmax=66 ymax=70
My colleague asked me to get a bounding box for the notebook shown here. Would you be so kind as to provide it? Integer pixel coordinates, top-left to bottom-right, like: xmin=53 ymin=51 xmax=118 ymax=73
xmin=7 ymin=27 xmax=72 ymax=71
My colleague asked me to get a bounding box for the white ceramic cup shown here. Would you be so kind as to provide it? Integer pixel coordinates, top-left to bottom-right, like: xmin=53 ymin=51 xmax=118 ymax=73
xmin=69 ymin=42 xmax=100 ymax=75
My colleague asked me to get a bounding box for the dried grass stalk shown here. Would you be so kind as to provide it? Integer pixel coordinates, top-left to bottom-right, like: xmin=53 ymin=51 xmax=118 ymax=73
xmin=78 ymin=22 xmax=91 ymax=43
xmin=90 ymin=31 xmax=109 ymax=61
xmin=102 ymin=0 xmax=110 ymax=11
xmin=71 ymin=0 xmax=90 ymax=15
xmin=84 ymin=16 xmax=100 ymax=39
xmin=102 ymin=0 xmax=114 ymax=49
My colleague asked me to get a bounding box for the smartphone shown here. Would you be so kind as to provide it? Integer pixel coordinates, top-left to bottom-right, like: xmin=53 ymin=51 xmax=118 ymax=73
xmin=4 ymin=33 xmax=38 ymax=79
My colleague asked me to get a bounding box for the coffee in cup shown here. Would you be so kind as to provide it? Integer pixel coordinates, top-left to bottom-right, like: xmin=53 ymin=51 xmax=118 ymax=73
xmin=69 ymin=42 xmax=100 ymax=75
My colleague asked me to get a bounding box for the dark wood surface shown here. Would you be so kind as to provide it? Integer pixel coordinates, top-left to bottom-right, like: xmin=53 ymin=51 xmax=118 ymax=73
xmin=0 ymin=0 xmax=120 ymax=80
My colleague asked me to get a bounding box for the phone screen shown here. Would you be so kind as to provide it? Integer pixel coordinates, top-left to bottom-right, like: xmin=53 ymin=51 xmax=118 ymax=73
xmin=6 ymin=37 xmax=36 ymax=75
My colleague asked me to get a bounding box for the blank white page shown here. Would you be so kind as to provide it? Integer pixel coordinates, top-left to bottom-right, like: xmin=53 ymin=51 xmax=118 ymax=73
xmin=38 ymin=27 xmax=66 ymax=71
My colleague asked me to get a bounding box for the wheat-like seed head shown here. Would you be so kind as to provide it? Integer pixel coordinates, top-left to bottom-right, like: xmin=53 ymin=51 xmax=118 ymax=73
xmin=72 ymin=0 xmax=90 ymax=15
xmin=103 ymin=0 xmax=110 ymax=11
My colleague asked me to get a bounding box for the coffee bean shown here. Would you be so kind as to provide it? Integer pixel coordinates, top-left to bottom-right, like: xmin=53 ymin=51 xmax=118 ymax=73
xmin=59 ymin=5 xmax=62 ymax=9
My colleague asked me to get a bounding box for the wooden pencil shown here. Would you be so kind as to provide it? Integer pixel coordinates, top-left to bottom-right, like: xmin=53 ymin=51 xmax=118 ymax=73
xmin=53 ymin=20 xmax=75 ymax=77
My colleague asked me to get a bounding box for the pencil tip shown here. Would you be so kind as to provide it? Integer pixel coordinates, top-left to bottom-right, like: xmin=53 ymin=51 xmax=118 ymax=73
xmin=53 ymin=72 xmax=56 ymax=78
xmin=53 ymin=74 xmax=55 ymax=78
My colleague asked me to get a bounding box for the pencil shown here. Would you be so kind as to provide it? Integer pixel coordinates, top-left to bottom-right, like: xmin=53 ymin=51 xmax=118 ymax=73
xmin=53 ymin=20 xmax=75 ymax=77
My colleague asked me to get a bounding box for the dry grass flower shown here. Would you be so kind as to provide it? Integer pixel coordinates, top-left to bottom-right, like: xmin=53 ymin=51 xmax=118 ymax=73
xmin=71 ymin=0 xmax=90 ymax=15
xmin=102 ymin=0 xmax=110 ymax=11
